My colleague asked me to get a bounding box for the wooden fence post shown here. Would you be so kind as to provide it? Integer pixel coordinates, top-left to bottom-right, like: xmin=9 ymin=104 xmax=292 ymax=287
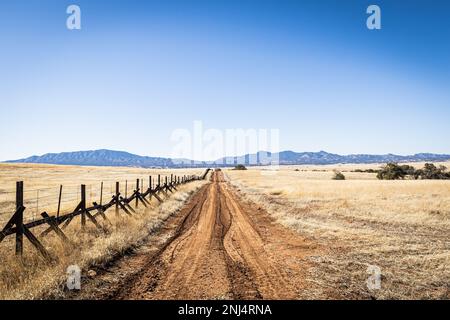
xmin=81 ymin=185 xmax=86 ymax=229
xmin=100 ymin=182 xmax=104 ymax=206
xmin=15 ymin=181 xmax=24 ymax=256
xmin=158 ymin=175 xmax=161 ymax=188
xmin=115 ymin=182 xmax=120 ymax=217
xmin=136 ymin=179 xmax=140 ymax=208
xmin=57 ymin=185 xmax=63 ymax=218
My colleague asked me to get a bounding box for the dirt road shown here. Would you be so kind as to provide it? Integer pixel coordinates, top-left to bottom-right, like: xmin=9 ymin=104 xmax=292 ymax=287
xmin=74 ymin=170 xmax=314 ymax=300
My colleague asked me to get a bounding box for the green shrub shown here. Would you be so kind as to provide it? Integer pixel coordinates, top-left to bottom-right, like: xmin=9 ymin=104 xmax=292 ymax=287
xmin=233 ymin=164 xmax=247 ymax=170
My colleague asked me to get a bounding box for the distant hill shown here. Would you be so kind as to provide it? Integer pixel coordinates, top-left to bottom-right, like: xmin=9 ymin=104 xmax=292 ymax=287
xmin=217 ymin=150 xmax=450 ymax=165
xmin=5 ymin=149 xmax=450 ymax=168
xmin=6 ymin=150 xmax=174 ymax=168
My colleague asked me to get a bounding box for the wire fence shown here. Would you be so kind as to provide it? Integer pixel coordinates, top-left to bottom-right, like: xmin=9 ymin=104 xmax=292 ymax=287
xmin=0 ymin=169 xmax=211 ymax=261
xmin=0 ymin=176 xmax=165 ymax=223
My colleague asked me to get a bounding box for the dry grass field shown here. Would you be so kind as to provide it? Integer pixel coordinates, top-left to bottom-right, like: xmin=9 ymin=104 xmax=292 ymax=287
xmin=225 ymin=163 xmax=450 ymax=299
xmin=1 ymin=162 xmax=449 ymax=300
xmin=0 ymin=163 xmax=203 ymax=224
xmin=0 ymin=163 xmax=207 ymax=299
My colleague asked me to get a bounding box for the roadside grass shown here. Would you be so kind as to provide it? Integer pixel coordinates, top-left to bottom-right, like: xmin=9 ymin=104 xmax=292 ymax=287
xmin=226 ymin=165 xmax=450 ymax=299
xmin=0 ymin=164 xmax=207 ymax=299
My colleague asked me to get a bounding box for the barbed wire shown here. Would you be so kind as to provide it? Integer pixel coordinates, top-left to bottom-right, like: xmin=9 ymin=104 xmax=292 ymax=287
xmin=0 ymin=190 xmax=17 ymax=195
xmin=0 ymin=175 xmax=176 ymax=194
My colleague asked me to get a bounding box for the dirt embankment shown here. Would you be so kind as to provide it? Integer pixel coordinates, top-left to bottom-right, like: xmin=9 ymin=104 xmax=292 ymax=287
xmin=70 ymin=171 xmax=315 ymax=300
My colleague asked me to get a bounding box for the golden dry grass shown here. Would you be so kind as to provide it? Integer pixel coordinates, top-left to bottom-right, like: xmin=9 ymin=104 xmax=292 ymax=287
xmin=0 ymin=163 xmax=208 ymax=300
xmin=225 ymin=164 xmax=450 ymax=299
xmin=0 ymin=163 xmax=202 ymax=223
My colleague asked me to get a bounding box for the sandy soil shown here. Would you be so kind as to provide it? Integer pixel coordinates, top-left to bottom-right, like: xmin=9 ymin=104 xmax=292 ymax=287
xmin=69 ymin=170 xmax=316 ymax=300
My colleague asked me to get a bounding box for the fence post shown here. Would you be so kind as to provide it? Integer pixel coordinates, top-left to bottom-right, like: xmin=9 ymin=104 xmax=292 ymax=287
xmin=149 ymin=176 xmax=152 ymax=191
xmin=158 ymin=175 xmax=161 ymax=188
xmin=57 ymin=185 xmax=62 ymax=218
xmin=125 ymin=180 xmax=128 ymax=198
xmin=171 ymin=174 xmax=173 ymax=185
xmin=136 ymin=179 xmax=140 ymax=208
xmin=115 ymin=182 xmax=119 ymax=217
xmin=100 ymin=182 xmax=104 ymax=206
xmin=15 ymin=181 xmax=24 ymax=257
xmin=81 ymin=185 xmax=86 ymax=229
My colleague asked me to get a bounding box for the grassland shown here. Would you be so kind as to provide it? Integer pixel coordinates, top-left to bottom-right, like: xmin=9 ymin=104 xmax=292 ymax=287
xmin=225 ymin=162 xmax=450 ymax=299
xmin=1 ymin=162 xmax=449 ymax=300
xmin=0 ymin=163 xmax=206 ymax=299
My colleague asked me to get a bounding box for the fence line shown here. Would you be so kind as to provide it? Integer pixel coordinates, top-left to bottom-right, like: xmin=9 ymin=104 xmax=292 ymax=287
xmin=0 ymin=169 xmax=211 ymax=261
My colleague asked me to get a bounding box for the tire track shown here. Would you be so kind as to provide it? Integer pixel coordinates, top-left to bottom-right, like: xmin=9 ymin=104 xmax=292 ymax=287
xmin=75 ymin=170 xmax=314 ymax=300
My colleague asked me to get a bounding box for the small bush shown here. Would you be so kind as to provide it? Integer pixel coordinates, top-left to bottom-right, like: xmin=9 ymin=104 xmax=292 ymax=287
xmin=233 ymin=164 xmax=247 ymax=170
xmin=332 ymin=170 xmax=346 ymax=180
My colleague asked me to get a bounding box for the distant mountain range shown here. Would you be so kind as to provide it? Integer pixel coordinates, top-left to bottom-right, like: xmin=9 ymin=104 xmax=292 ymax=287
xmin=4 ymin=149 xmax=450 ymax=168
xmin=5 ymin=150 xmax=174 ymax=168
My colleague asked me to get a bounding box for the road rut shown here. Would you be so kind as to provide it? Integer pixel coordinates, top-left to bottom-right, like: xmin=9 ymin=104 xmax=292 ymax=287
xmin=74 ymin=170 xmax=314 ymax=300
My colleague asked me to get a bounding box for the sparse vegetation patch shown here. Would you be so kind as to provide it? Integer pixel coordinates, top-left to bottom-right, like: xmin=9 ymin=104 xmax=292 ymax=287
xmin=377 ymin=162 xmax=450 ymax=180
xmin=332 ymin=170 xmax=345 ymax=180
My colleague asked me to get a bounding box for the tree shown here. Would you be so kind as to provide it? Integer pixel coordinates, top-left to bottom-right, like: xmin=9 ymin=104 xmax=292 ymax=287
xmin=419 ymin=163 xmax=449 ymax=179
xmin=377 ymin=162 xmax=450 ymax=180
xmin=377 ymin=163 xmax=407 ymax=180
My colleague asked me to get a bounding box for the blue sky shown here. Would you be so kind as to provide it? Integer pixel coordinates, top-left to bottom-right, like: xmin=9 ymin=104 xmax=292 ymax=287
xmin=0 ymin=0 xmax=449 ymax=161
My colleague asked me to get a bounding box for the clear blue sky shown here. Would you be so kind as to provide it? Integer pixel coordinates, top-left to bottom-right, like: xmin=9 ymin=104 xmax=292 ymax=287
xmin=0 ymin=0 xmax=449 ymax=161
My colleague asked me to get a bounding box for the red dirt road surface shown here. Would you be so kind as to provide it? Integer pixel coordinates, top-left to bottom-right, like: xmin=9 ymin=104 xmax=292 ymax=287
xmin=73 ymin=170 xmax=315 ymax=300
